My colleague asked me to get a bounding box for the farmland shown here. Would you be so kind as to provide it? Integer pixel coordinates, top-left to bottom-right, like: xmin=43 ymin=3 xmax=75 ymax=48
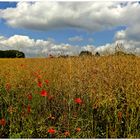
xmin=0 ymin=55 xmax=140 ymax=138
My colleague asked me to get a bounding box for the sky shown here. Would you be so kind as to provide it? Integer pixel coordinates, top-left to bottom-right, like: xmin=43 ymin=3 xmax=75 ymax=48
xmin=0 ymin=2 xmax=140 ymax=57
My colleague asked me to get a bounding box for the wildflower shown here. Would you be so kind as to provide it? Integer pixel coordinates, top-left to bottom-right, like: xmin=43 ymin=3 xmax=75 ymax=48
xmin=0 ymin=118 xmax=6 ymax=126
xmin=5 ymin=83 xmax=11 ymax=91
xmin=118 ymin=111 xmax=122 ymax=121
xmin=74 ymin=98 xmax=82 ymax=104
xmin=76 ymin=127 xmax=81 ymax=132
xmin=27 ymin=105 xmax=31 ymax=113
xmin=28 ymin=94 xmax=32 ymax=100
xmin=38 ymin=81 xmax=42 ymax=88
xmin=41 ymin=90 xmax=48 ymax=97
xmin=45 ymin=80 xmax=49 ymax=85
xmin=48 ymin=128 xmax=56 ymax=134
xmin=64 ymin=131 xmax=70 ymax=137
xmin=37 ymin=75 xmax=42 ymax=79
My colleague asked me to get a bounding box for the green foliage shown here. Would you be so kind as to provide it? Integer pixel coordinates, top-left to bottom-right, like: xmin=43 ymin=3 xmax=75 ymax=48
xmin=79 ymin=51 xmax=92 ymax=56
xmin=0 ymin=50 xmax=25 ymax=58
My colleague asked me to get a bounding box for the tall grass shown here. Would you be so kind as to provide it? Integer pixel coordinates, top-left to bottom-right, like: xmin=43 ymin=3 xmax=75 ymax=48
xmin=0 ymin=55 xmax=140 ymax=138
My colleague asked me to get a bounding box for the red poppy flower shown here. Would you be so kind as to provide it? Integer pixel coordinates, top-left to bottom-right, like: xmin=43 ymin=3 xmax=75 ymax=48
xmin=38 ymin=81 xmax=42 ymax=88
xmin=76 ymin=127 xmax=81 ymax=132
xmin=48 ymin=128 xmax=56 ymax=134
xmin=27 ymin=105 xmax=31 ymax=113
xmin=118 ymin=111 xmax=122 ymax=121
xmin=41 ymin=90 xmax=48 ymax=97
xmin=0 ymin=118 xmax=6 ymax=126
xmin=5 ymin=83 xmax=11 ymax=91
xmin=64 ymin=131 xmax=70 ymax=137
xmin=45 ymin=80 xmax=49 ymax=85
xmin=28 ymin=94 xmax=32 ymax=100
xmin=74 ymin=98 xmax=82 ymax=104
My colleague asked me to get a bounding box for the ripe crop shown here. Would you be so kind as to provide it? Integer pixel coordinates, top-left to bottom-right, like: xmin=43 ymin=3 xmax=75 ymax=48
xmin=0 ymin=55 xmax=140 ymax=138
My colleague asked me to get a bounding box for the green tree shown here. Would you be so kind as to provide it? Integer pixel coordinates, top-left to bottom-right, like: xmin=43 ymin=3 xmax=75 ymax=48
xmin=79 ymin=51 xmax=92 ymax=56
xmin=0 ymin=50 xmax=25 ymax=58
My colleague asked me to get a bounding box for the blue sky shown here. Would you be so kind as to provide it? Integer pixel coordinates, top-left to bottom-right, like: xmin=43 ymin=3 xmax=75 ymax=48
xmin=0 ymin=2 xmax=140 ymax=57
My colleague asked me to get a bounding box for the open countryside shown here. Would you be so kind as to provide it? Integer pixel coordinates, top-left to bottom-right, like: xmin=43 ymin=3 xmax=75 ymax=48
xmin=1 ymin=1 xmax=140 ymax=138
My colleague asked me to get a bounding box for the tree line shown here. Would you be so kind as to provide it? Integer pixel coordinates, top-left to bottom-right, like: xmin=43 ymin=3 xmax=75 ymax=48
xmin=0 ymin=50 xmax=25 ymax=58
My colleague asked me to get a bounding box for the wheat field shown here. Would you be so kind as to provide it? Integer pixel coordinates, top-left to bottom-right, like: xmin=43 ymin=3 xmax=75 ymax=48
xmin=0 ymin=55 xmax=140 ymax=138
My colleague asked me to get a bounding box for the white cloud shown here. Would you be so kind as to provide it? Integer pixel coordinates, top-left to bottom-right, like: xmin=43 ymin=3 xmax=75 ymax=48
xmin=0 ymin=34 xmax=140 ymax=57
xmin=0 ymin=34 xmax=87 ymax=57
xmin=114 ymin=25 xmax=140 ymax=55
xmin=82 ymin=45 xmax=95 ymax=53
xmin=94 ymin=43 xmax=115 ymax=55
xmin=68 ymin=36 xmax=83 ymax=42
xmin=0 ymin=1 xmax=133 ymax=32
xmin=0 ymin=34 xmax=98 ymax=57
xmin=114 ymin=30 xmax=126 ymax=40
xmin=93 ymin=39 xmax=140 ymax=56
xmin=0 ymin=36 xmax=6 ymax=41
xmin=1 ymin=35 xmax=35 ymax=48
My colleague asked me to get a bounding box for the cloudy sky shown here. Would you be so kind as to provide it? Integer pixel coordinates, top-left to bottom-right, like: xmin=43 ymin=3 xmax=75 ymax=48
xmin=0 ymin=2 xmax=140 ymax=57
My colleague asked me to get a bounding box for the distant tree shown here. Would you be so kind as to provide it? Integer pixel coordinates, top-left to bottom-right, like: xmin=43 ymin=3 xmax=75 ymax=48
xmin=95 ymin=52 xmax=100 ymax=56
xmin=0 ymin=51 xmax=5 ymax=58
xmin=114 ymin=43 xmax=136 ymax=56
xmin=115 ymin=43 xmax=126 ymax=55
xmin=48 ymin=54 xmax=54 ymax=58
xmin=0 ymin=50 xmax=25 ymax=58
xmin=79 ymin=51 xmax=92 ymax=56
xmin=58 ymin=55 xmax=69 ymax=58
